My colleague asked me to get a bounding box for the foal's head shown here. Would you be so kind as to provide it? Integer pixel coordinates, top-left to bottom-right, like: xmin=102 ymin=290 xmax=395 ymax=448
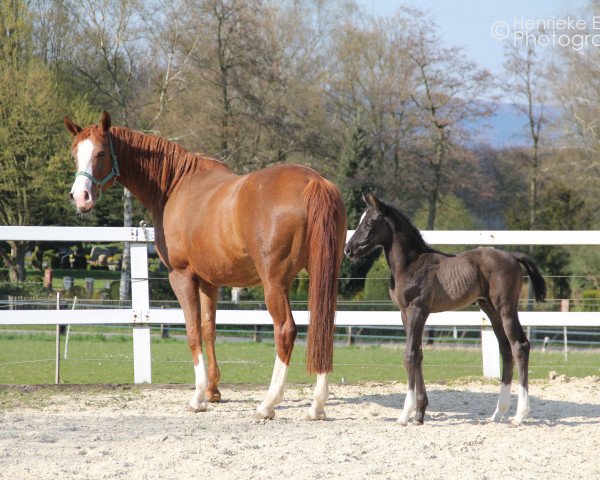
xmin=344 ymin=193 xmax=391 ymax=261
xmin=64 ymin=111 xmax=119 ymax=213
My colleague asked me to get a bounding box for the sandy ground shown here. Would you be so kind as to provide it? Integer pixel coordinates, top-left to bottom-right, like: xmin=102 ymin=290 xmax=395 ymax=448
xmin=1 ymin=376 xmax=599 ymax=480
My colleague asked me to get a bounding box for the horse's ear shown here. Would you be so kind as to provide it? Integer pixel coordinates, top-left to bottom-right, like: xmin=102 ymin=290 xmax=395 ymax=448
xmin=101 ymin=111 xmax=111 ymax=132
xmin=363 ymin=192 xmax=382 ymax=211
xmin=64 ymin=116 xmax=82 ymax=137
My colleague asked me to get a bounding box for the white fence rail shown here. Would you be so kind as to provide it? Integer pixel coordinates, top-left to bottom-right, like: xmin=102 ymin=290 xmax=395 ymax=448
xmin=2 ymin=226 xmax=600 ymax=383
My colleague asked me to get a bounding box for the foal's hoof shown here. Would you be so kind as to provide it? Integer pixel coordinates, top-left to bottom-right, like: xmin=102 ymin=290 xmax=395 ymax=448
xmin=305 ymin=408 xmax=326 ymax=421
xmin=205 ymin=390 xmax=222 ymax=403
xmin=253 ymin=406 xmax=275 ymax=421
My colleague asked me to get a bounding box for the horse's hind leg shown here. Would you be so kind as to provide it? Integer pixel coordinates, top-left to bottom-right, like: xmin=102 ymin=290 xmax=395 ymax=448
xmin=199 ymin=282 xmax=221 ymax=402
xmin=479 ymin=300 xmax=514 ymax=422
xmin=169 ymin=270 xmax=207 ymax=412
xmin=502 ymin=308 xmax=531 ymax=426
xmin=253 ymin=281 xmax=297 ymax=420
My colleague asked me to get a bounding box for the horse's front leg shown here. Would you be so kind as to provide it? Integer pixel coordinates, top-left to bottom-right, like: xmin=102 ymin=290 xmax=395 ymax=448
xmin=253 ymin=282 xmax=297 ymax=420
xmin=169 ymin=270 xmax=207 ymax=412
xmin=398 ymin=306 xmax=428 ymax=425
xmin=199 ymin=281 xmax=221 ymax=402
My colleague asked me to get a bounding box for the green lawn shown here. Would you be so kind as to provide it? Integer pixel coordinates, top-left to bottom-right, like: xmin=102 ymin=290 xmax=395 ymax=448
xmin=0 ymin=331 xmax=598 ymax=385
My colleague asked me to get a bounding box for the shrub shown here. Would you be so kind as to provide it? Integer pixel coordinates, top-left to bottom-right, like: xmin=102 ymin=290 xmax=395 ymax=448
xmin=290 ymin=270 xmax=309 ymax=302
xmin=63 ymin=285 xmax=88 ymax=299
xmin=0 ymin=282 xmax=50 ymax=297
xmin=581 ymin=290 xmax=600 ymax=311
xmin=364 ymin=255 xmax=391 ymax=301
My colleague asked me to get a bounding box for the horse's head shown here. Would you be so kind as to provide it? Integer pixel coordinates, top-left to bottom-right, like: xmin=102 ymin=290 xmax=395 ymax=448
xmin=64 ymin=111 xmax=119 ymax=213
xmin=344 ymin=192 xmax=390 ymax=261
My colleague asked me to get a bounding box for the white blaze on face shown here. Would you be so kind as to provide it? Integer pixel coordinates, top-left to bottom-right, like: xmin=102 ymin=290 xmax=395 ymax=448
xmin=70 ymin=139 xmax=95 ymax=212
xmin=359 ymin=211 xmax=367 ymax=226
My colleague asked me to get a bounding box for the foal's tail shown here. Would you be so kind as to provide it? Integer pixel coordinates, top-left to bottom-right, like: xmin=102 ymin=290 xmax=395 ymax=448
xmin=512 ymin=253 xmax=547 ymax=303
xmin=303 ymin=177 xmax=347 ymax=374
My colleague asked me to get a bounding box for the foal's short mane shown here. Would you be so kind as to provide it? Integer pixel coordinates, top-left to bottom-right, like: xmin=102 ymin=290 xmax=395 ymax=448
xmin=379 ymin=200 xmax=440 ymax=255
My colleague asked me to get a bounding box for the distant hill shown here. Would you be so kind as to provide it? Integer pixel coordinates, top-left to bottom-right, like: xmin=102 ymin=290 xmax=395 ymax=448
xmin=466 ymin=102 xmax=560 ymax=148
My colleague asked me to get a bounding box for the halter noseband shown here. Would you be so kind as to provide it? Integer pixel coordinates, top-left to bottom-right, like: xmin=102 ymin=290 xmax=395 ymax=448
xmin=74 ymin=131 xmax=120 ymax=199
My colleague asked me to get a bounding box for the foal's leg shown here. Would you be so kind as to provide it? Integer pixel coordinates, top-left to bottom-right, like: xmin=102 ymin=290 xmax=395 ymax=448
xmin=199 ymin=281 xmax=221 ymax=402
xmin=253 ymin=281 xmax=297 ymax=420
xmin=398 ymin=307 xmax=428 ymax=425
xmin=169 ymin=270 xmax=207 ymax=412
xmin=479 ymin=300 xmax=515 ymax=422
xmin=501 ymin=308 xmax=531 ymax=426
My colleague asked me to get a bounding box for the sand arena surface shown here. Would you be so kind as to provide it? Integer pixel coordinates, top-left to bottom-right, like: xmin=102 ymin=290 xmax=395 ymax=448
xmin=1 ymin=376 xmax=599 ymax=479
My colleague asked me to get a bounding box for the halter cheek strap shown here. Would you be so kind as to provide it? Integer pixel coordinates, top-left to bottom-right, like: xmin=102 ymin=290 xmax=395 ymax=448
xmin=74 ymin=131 xmax=120 ymax=200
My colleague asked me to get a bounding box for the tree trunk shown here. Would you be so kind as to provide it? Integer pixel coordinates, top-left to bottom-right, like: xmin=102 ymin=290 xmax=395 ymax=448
xmin=0 ymin=241 xmax=29 ymax=282
xmin=119 ymin=187 xmax=132 ymax=300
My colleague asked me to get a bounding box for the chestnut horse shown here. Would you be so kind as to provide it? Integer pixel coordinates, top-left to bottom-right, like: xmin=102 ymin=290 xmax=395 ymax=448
xmin=345 ymin=193 xmax=546 ymax=426
xmin=64 ymin=111 xmax=346 ymax=420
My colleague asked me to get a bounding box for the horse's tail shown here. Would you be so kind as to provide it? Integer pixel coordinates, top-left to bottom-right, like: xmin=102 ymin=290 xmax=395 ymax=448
xmin=512 ymin=252 xmax=547 ymax=303
xmin=303 ymin=177 xmax=347 ymax=374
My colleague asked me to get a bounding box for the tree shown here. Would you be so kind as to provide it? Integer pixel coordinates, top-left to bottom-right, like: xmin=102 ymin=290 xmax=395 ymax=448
xmin=413 ymin=194 xmax=477 ymax=231
xmin=337 ymin=121 xmax=378 ymax=297
xmin=60 ymin=0 xmax=148 ymax=299
xmin=326 ymin=12 xmax=416 ymax=188
xmin=502 ymin=42 xmax=547 ymax=233
xmin=170 ymin=0 xmax=339 ymax=172
xmin=405 ymin=8 xmax=494 ymax=229
xmin=534 ymin=183 xmax=590 ymax=300
xmin=0 ymin=0 xmax=70 ymax=281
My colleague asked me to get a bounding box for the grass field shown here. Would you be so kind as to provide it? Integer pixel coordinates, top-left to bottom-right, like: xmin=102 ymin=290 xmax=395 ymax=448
xmin=0 ymin=331 xmax=599 ymax=385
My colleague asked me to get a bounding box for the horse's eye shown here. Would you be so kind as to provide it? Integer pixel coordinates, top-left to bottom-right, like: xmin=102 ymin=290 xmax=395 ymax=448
xmin=97 ymin=151 xmax=106 ymax=158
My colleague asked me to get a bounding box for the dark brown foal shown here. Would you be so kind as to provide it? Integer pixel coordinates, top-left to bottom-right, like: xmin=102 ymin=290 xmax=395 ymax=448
xmin=345 ymin=193 xmax=546 ymax=426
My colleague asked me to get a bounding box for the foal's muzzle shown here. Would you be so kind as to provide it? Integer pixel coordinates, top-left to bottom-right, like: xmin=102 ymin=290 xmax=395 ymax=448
xmin=344 ymin=243 xmax=360 ymax=261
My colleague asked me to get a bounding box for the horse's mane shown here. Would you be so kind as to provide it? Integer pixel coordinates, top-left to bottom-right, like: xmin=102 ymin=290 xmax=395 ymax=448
xmin=112 ymin=126 xmax=232 ymax=204
xmin=379 ymin=200 xmax=441 ymax=255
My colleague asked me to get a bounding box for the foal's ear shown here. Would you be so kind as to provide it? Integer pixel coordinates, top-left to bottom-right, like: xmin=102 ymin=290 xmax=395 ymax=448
xmin=363 ymin=192 xmax=383 ymax=211
xmin=101 ymin=111 xmax=111 ymax=132
xmin=64 ymin=116 xmax=82 ymax=137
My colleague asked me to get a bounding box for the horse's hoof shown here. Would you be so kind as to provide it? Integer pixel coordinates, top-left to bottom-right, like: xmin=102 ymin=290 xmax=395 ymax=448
xmin=412 ymin=418 xmax=424 ymax=426
xmin=187 ymin=402 xmax=207 ymax=413
xmin=488 ymin=410 xmax=504 ymax=422
xmin=205 ymin=390 xmax=222 ymax=403
xmin=397 ymin=418 xmax=409 ymax=426
xmin=305 ymin=408 xmax=326 ymax=421
xmin=510 ymin=418 xmax=525 ymax=427
xmin=253 ymin=407 xmax=275 ymax=421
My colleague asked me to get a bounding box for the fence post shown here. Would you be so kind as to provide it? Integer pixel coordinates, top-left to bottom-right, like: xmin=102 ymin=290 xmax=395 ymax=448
xmin=130 ymin=239 xmax=151 ymax=383
xmin=561 ymin=299 xmax=569 ymax=360
xmin=55 ymin=292 xmax=61 ymax=384
xmin=480 ymin=310 xmax=501 ymax=378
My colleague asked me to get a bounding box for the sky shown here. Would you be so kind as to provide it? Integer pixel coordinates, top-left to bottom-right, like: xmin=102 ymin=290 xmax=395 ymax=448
xmin=358 ymin=0 xmax=586 ymax=75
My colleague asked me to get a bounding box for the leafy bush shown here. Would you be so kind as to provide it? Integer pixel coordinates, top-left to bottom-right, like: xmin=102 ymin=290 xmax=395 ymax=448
xmin=0 ymin=282 xmax=50 ymax=297
xmin=581 ymin=290 xmax=600 ymax=311
xmin=364 ymin=255 xmax=391 ymax=301
xmin=62 ymin=285 xmax=88 ymax=299
xmin=290 ymin=270 xmax=309 ymax=302
xmin=44 ymin=250 xmax=61 ymax=269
